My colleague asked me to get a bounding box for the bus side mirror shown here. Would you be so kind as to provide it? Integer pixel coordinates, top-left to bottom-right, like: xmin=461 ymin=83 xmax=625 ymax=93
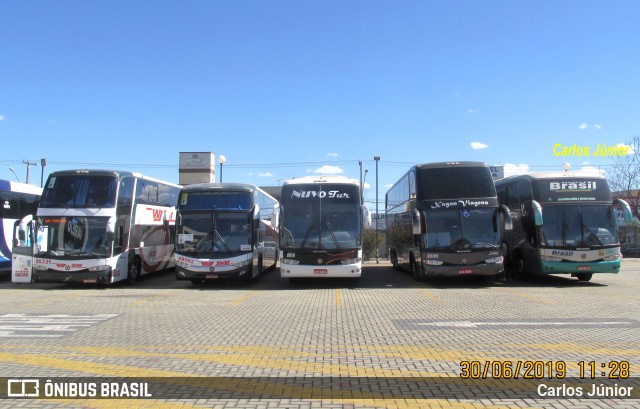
xmin=532 ymin=200 xmax=543 ymax=226
xmin=412 ymin=209 xmax=423 ymax=235
xmin=613 ymin=198 xmax=633 ymax=224
xmin=17 ymin=215 xmax=34 ymax=243
xmin=106 ymin=216 xmax=116 ymax=242
xmin=363 ymin=205 xmax=372 ymax=228
xmin=163 ymin=207 xmax=175 ymax=230
xmin=271 ymin=204 xmax=280 ymax=229
xmin=497 ymin=205 xmax=513 ymax=231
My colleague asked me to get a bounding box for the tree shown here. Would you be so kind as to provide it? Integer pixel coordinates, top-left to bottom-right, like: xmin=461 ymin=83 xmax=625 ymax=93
xmin=608 ymin=135 xmax=640 ymax=219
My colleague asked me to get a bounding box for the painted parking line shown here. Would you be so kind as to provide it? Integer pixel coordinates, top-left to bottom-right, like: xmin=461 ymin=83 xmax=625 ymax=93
xmin=394 ymin=318 xmax=639 ymax=330
xmin=0 ymin=314 xmax=118 ymax=338
xmin=417 ymin=288 xmax=445 ymax=305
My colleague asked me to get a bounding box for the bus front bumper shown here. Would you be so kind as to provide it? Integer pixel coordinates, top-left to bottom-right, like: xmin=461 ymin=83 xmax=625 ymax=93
xmin=32 ymin=269 xmax=113 ymax=284
xmin=175 ymin=266 xmax=251 ymax=281
xmin=539 ymin=259 xmax=621 ymax=275
xmin=280 ymin=263 xmax=362 ymax=278
xmin=421 ymin=262 xmax=504 ymax=278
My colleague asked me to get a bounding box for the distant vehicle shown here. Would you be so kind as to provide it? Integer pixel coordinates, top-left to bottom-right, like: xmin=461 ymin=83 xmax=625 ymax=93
xmin=12 ymin=170 xmax=180 ymax=284
xmin=386 ymin=162 xmax=512 ymax=281
xmin=0 ymin=179 xmax=41 ymax=275
xmin=174 ymin=183 xmax=279 ymax=283
xmin=621 ymin=244 xmax=640 ymax=258
xmin=495 ymin=172 xmax=632 ymax=281
xmin=279 ymin=175 xmax=370 ymax=281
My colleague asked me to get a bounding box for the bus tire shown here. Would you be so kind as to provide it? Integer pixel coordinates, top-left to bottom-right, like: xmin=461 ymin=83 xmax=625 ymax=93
xmin=576 ymin=273 xmax=592 ymax=282
xmin=127 ymin=258 xmax=141 ymax=284
xmin=512 ymin=251 xmax=525 ymax=279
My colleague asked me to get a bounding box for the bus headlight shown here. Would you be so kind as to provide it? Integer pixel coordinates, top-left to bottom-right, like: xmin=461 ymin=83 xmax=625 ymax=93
xmin=603 ymin=254 xmax=621 ymax=261
xmin=88 ymin=265 xmax=111 ymax=272
xmin=175 ymin=260 xmax=191 ymax=268
xmin=484 ymin=256 xmax=503 ymax=264
xmin=33 ymin=264 xmax=49 ymax=271
xmin=339 ymin=258 xmax=361 ymax=265
xmin=280 ymin=258 xmax=300 ymax=265
xmin=234 ymin=259 xmax=252 ymax=268
xmin=541 ymin=255 xmax=563 ymax=262
xmin=426 ymin=259 xmax=443 ymax=266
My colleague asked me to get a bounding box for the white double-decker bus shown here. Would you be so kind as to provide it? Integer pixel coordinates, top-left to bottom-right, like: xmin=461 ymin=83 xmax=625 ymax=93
xmin=174 ymin=183 xmax=279 ymax=283
xmin=279 ymin=175 xmax=369 ymax=281
xmin=12 ymin=169 xmax=180 ymax=284
xmin=1 ymin=179 xmax=41 ymax=276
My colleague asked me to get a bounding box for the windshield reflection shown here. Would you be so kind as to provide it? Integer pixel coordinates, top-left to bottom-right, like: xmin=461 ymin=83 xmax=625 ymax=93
xmin=423 ymin=208 xmax=499 ymax=251
xmin=540 ymin=204 xmax=618 ymax=248
xmin=41 ymin=175 xmax=117 ymax=208
xmin=176 ymin=212 xmax=251 ymax=257
xmin=36 ymin=217 xmax=111 ymax=258
xmin=281 ymin=203 xmax=360 ymax=250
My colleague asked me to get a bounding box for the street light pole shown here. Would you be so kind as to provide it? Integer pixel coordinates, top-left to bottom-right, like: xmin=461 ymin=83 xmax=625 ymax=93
xmin=8 ymin=167 xmax=20 ymax=182
xmin=218 ymin=155 xmax=226 ymax=183
xmin=374 ymin=156 xmax=380 ymax=264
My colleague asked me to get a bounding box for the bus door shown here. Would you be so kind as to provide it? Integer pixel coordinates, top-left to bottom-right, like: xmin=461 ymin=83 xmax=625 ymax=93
xmin=11 ymin=215 xmax=41 ymax=283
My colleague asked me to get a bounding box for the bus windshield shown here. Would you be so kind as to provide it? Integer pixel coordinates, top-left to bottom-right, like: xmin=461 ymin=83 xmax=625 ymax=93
xmin=176 ymin=212 xmax=252 ymax=257
xmin=540 ymin=204 xmax=618 ymax=248
xmin=423 ymin=208 xmax=500 ymax=251
xmin=40 ymin=175 xmax=117 ymax=208
xmin=281 ymin=203 xmax=360 ymax=250
xmin=36 ymin=216 xmax=112 ymax=258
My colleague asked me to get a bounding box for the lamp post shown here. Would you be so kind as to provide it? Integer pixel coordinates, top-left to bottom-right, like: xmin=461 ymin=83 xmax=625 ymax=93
xmin=8 ymin=167 xmax=20 ymax=182
xmin=374 ymin=156 xmax=380 ymax=264
xmin=219 ymin=155 xmax=226 ymax=183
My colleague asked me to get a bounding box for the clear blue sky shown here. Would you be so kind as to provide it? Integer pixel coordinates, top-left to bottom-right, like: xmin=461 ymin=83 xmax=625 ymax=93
xmin=1 ymin=1 xmax=639 ymax=209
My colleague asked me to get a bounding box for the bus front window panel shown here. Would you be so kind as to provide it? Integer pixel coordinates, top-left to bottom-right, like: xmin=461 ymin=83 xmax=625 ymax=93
xmin=322 ymin=208 xmax=359 ymax=249
xmin=177 ymin=214 xmax=212 ymax=255
xmin=217 ymin=213 xmax=251 ymax=251
xmin=540 ymin=205 xmax=615 ymax=248
xmin=579 ymin=205 xmax=618 ymax=246
xmin=460 ymin=209 xmax=501 ymax=249
xmin=38 ymin=217 xmax=111 ymax=257
xmin=424 ymin=210 xmax=461 ymax=250
xmin=282 ymin=204 xmax=316 ymax=248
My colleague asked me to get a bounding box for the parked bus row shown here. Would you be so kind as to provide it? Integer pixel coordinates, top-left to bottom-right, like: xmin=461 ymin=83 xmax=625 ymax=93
xmin=8 ymin=171 xmax=370 ymax=285
xmin=5 ymin=162 xmax=633 ymax=285
xmin=386 ymin=161 xmax=633 ymax=283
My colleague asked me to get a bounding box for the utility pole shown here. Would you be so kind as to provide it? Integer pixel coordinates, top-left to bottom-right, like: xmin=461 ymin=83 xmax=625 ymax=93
xmin=374 ymin=156 xmax=380 ymax=264
xmin=22 ymin=160 xmax=37 ymax=184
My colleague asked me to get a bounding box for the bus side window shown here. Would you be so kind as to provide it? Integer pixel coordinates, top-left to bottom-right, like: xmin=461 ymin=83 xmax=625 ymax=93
xmin=114 ymin=221 xmax=125 ymax=255
xmin=506 ymin=182 xmax=520 ymax=212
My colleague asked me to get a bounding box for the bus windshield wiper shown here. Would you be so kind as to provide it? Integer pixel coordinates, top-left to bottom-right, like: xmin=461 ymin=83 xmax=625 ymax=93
xmin=213 ymin=229 xmax=232 ymax=253
xmin=325 ymin=221 xmax=341 ymax=249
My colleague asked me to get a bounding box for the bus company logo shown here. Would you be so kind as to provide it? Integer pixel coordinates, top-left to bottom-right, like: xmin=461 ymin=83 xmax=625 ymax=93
xmin=430 ymin=201 xmax=458 ymax=209
xmin=581 ymin=253 xmax=587 ymax=260
xmin=147 ymin=208 xmax=165 ymax=222
xmin=177 ymin=256 xmax=194 ymax=264
xmin=291 ymin=190 xmax=350 ymax=199
xmin=552 ymin=250 xmax=574 ymax=256
xmin=216 ymin=260 xmax=231 ymax=266
xmin=549 ymin=181 xmax=597 ymax=191
xmin=200 ymin=261 xmax=215 ymax=267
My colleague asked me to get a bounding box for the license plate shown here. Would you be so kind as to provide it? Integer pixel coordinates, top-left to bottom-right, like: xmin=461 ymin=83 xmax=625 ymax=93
xmin=83 ymin=278 xmax=97 ymax=283
xmin=458 ymin=269 xmax=473 ymax=275
xmin=206 ymin=273 xmax=219 ymax=279
xmin=577 ymin=266 xmax=591 ymax=271
xmin=313 ymin=269 xmax=328 ymax=275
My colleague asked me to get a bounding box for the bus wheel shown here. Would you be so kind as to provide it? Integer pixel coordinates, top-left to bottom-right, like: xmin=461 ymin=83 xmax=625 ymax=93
xmin=576 ymin=273 xmax=592 ymax=282
xmin=513 ymin=252 xmax=525 ymax=279
xmin=127 ymin=260 xmax=140 ymax=284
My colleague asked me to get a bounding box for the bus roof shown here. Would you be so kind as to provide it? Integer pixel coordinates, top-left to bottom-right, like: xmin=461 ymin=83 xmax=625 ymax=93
xmin=180 ymin=182 xmax=258 ymax=193
xmin=415 ymin=161 xmax=489 ymax=170
xmin=46 ymin=169 xmax=181 ymax=188
xmin=0 ymin=179 xmax=43 ymax=195
xmin=283 ymin=175 xmax=359 ymax=186
xmin=496 ymin=171 xmax=607 ymax=185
